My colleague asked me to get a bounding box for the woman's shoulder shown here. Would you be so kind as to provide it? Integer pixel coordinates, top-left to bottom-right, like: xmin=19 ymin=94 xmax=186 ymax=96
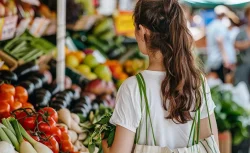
xmin=118 ymin=75 xmax=138 ymax=91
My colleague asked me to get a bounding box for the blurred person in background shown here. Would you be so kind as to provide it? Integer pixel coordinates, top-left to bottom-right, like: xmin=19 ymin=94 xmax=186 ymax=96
xmin=206 ymin=5 xmax=233 ymax=83
xmin=234 ymin=5 xmax=250 ymax=91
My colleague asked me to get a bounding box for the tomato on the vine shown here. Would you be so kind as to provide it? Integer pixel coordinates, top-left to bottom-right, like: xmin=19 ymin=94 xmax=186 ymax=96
xmin=51 ymin=127 xmax=61 ymax=143
xmin=23 ymin=116 xmax=36 ymax=130
xmin=0 ymin=84 xmax=15 ymax=95
xmin=61 ymin=140 xmax=74 ymax=152
xmin=15 ymin=86 xmax=28 ymax=103
xmin=38 ymin=107 xmax=58 ymax=122
xmin=27 ymin=131 xmax=40 ymax=141
xmin=0 ymin=93 xmax=14 ymax=104
xmin=57 ymin=125 xmax=68 ymax=133
xmin=41 ymin=136 xmax=59 ymax=153
xmin=14 ymin=111 xmax=27 ymax=125
xmin=38 ymin=119 xmax=56 ymax=133
xmin=61 ymin=132 xmax=70 ymax=141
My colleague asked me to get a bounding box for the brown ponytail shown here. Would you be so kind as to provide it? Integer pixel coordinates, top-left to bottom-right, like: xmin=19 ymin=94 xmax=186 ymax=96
xmin=134 ymin=0 xmax=202 ymax=123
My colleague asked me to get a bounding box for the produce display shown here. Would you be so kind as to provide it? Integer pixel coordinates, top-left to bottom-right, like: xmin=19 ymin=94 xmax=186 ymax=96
xmin=3 ymin=33 xmax=55 ymax=63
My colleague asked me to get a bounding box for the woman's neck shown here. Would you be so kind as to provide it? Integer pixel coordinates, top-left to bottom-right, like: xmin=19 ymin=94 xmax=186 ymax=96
xmin=147 ymin=51 xmax=165 ymax=71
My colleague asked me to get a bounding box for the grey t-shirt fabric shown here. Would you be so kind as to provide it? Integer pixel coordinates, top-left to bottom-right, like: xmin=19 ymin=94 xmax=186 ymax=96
xmin=235 ymin=26 xmax=250 ymax=65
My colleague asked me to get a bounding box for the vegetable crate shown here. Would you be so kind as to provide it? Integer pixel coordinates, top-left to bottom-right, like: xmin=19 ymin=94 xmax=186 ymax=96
xmin=0 ymin=50 xmax=18 ymax=71
xmin=219 ymin=131 xmax=232 ymax=153
xmin=0 ymin=15 xmax=18 ymax=41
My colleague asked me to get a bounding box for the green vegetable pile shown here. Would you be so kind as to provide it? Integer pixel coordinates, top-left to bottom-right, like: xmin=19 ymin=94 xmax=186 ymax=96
xmin=211 ymin=86 xmax=250 ymax=145
xmin=3 ymin=33 xmax=55 ymax=63
xmin=79 ymin=105 xmax=114 ymax=153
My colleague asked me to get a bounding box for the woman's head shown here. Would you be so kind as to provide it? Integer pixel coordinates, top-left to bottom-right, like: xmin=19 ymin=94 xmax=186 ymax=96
xmin=133 ymin=0 xmax=202 ymax=123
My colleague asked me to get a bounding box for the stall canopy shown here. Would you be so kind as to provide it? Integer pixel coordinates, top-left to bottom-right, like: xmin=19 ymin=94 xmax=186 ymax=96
xmin=182 ymin=0 xmax=250 ymax=8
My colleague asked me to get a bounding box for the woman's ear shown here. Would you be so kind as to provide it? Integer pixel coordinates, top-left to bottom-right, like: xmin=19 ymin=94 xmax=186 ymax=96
xmin=138 ymin=25 xmax=147 ymax=42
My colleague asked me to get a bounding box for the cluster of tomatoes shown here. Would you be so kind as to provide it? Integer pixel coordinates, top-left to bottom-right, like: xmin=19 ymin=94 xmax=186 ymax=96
xmin=0 ymin=83 xmax=33 ymax=119
xmin=13 ymin=107 xmax=75 ymax=153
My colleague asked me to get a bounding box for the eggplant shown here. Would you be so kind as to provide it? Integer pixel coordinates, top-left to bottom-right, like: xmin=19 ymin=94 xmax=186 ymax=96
xmin=35 ymin=89 xmax=52 ymax=99
xmin=54 ymin=92 xmax=72 ymax=105
xmin=33 ymin=95 xmax=50 ymax=108
xmin=50 ymin=99 xmax=67 ymax=108
xmin=14 ymin=61 xmax=39 ymax=77
xmin=28 ymin=76 xmax=43 ymax=89
xmin=65 ymin=89 xmax=80 ymax=100
xmin=46 ymin=84 xmax=60 ymax=95
xmin=71 ymin=107 xmax=88 ymax=117
xmin=0 ymin=70 xmax=18 ymax=82
xmin=34 ymin=73 xmax=47 ymax=85
xmin=19 ymin=81 xmax=35 ymax=95
xmin=51 ymin=103 xmax=65 ymax=111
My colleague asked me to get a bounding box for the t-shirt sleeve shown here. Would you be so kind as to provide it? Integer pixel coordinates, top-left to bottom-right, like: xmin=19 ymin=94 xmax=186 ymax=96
xmin=235 ymin=30 xmax=245 ymax=41
xmin=110 ymin=79 xmax=141 ymax=132
xmin=200 ymin=78 xmax=216 ymax=119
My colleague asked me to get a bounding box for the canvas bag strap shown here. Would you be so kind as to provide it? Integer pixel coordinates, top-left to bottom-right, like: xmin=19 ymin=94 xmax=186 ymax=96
xmin=187 ymin=76 xmax=213 ymax=147
xmin=135 ymin=73 xmax=157 ymax=146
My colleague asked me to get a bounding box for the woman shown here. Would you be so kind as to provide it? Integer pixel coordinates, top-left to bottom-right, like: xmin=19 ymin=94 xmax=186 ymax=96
xmin=234 ymin=5 xmax=250 ymax=91
xmin=103 ymin=0 xmax=219 ymax=153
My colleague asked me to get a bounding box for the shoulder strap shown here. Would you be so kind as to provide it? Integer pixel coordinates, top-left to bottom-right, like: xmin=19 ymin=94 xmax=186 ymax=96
xmin=135 ymin=73 xmax=157 ymax=146
xmin=187 ymin=76 xmax=213 ymax=147
xmin=201 ymin=76 xmax=213 ymax=135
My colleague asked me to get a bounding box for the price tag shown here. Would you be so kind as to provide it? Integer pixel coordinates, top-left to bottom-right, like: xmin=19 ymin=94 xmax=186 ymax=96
xmin=114 ymin=11 xmax=135 ymax=37
xmin=29 ymin=17 xmax=50 ymax=37
xmin=0 ymin=16 xmax=18 ymax=41
xmin=21 ymin=0 xmax=40 ymax=6
xmin=16 ymin=18 xmax=31 ymax=36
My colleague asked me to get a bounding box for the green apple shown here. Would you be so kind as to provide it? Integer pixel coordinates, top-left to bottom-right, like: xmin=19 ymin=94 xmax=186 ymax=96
xmin=76 ymin=64 xmax=91 ymax=75
xmin=83 ymin=54 xmax=99 ymax=68
xmin=66 ymin=55 xmax=79 ymax=68
xmin=94 ymin=65 xmax=112 ymax=81
xmin=85 ymin=73 xmax=98 ymax=80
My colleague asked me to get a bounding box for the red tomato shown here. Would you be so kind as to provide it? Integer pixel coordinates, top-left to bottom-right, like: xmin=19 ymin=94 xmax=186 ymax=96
xmin=57 ymin=125 xmax=68 ymax=133
xmin=27 ymin=131 xmax=40 ymax=141
xmin=61 ymin=132 xmax=70 ymax=141
xmin=23 ymin=116 xmax=36 ymax=130
xmin=0 ymin=102 xmax=10 ymax=114
xmin=51 ymin=127 xmax=61 ymax=143
xmin=10 ymin=101 xmax=22 ymax=111
xmin=0 ymin=84 xmax=15 ymax=95
xmin=22 ymin=103 xmax=34 ymax=109
xmin=0 ymin=93 xmax=14 ymax=104
xmin=61 ymin=140 xmax=74 ymax=152
xmin=41 ymin=136 xmax=59 ymax=153
xmin=38 ymin=107 xmax=58 ymax=122
xmin=38 ymin=119 xmax=56 ymax=133
xmin=14 ymin=111 xmax=27 ymax=125
xmin=15 ymin=86 xmax=28 ymax=103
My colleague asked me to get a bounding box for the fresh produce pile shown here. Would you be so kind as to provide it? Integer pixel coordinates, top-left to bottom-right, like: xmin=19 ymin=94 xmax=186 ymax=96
xmin=0 ymin=117 xmax=53 ymax=153
xmin=3 ymin=33 xmax=55 ymax=63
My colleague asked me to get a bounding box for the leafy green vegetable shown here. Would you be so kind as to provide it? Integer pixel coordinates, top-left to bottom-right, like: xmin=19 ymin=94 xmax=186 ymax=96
xmin=211 ymin=86 xmax=250 ymax=145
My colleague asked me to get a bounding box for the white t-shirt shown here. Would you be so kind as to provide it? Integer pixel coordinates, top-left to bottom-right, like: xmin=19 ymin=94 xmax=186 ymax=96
xmin=110 ymin=70 xmax=216 ymax=149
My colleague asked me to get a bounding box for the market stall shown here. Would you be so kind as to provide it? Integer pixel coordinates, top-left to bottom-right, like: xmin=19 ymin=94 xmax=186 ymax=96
xmin=0 ymin=0 xmax=250 ymax=153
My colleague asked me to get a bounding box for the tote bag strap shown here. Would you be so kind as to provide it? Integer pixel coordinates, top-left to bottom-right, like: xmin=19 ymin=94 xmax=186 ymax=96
xmin=187 ymin=76 xmax=213 ymax=147
xmin=135 ymin=73 xmax=157 ymax=146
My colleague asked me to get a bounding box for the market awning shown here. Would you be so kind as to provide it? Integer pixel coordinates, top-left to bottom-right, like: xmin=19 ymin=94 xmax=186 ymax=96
xmin=181 ymin=0 xmax=250 ymax=8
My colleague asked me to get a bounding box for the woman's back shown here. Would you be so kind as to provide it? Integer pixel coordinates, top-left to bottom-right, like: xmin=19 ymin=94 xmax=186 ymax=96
xmin=110 ymin=70 xmax=216 ymax=149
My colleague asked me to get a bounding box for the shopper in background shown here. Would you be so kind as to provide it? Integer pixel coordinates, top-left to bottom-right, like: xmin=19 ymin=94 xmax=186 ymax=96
xmin=206 ymin=5 xmax=232 ymax=82
xmin=102 ymin=0 xmax=219 ymax=153
xmin=234 ymin=4 xmax=250 ymax=91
